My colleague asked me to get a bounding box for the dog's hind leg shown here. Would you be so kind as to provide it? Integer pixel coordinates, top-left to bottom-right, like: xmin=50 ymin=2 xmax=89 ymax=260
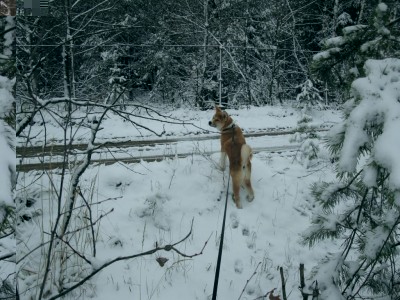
xmin=241 ymin=145 xmax=255 ymax=202
xmin=231 ymin=171 xmax=242 ymax=209
xmin=244 ymin=160 xmax=254 ymax=202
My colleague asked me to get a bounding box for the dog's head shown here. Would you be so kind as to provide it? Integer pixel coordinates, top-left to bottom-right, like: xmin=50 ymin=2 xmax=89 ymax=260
xmin=208 ymin=106 xmax=230 ymax=130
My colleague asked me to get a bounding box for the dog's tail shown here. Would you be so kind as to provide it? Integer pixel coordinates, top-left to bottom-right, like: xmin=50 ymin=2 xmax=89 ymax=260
xmin=241 ymin=144 xmax=253 ymax=168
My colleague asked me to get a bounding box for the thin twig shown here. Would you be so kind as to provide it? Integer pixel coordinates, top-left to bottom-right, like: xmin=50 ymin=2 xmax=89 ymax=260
xmin=78 ymin=187 xmax=96 ymax=257
xmin=238 ymin=262 xmax=262 ymax=300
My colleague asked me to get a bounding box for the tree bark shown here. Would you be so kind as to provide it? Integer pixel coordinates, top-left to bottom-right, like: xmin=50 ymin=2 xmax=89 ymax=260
xmin=198 ymin=0 xmax=209 ymax=108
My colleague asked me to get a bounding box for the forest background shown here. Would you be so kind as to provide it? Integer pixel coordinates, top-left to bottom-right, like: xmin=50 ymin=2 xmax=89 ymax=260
xmin=13 ymin=0 xmax=399 ymax=112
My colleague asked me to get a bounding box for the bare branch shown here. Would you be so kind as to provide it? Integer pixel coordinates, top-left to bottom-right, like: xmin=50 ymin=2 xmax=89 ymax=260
xmin=48 ymin=220 xmax=201 ymax=300
xmin=0 ymin=252 xmax=15 ymax=261
xmin=238 ymin=262 xmax=261 ymax=300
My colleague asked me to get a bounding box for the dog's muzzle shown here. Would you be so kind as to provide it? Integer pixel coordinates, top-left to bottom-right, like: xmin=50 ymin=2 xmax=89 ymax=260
xmin=208 ymin=121 xmax=214 ymax=127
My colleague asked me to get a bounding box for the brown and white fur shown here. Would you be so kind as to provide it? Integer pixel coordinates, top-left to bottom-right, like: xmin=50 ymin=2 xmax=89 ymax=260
xmin=209 ymin=106 xmax=254 ymax=208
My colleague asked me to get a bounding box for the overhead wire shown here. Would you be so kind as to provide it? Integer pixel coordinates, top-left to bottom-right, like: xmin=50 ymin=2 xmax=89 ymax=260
xmin=16 ymin=43 xmax=320 ymax=52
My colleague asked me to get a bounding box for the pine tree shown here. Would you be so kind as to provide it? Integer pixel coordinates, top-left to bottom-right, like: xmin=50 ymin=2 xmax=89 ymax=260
xmin=290 ymin=79 xmax=325 ymax=168
xmin=311 ymin=2 xmax=400 ymax=100
xmin=290 ymin=110 xmax=321 ymax=169
xmin=303 ymin=3 xmax=400 ymax=299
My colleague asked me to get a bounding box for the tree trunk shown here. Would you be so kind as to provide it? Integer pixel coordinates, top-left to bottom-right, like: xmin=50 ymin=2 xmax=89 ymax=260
xmin=63 ymin=0 xmax=75 ymax=99
xmin=357 ymin=0 xmax=366 ymax=24
xmin=198 ymin=0 xmax=209 ymax=109
xmin=244 ymin=0 xmax=253 ymax=106
xmin=332 ymin=0 xmax=340 ymax=36
xmin=267 ymin=19 xmax=281 ymax=105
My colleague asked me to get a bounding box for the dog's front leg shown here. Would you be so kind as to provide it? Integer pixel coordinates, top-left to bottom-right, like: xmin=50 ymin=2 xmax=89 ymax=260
xmin=219 ymin=152 xmax=227 ymax=171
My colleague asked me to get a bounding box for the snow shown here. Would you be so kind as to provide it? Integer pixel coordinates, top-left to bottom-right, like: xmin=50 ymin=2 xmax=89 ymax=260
xmin=396 ymin=192 xmax=400 ymax=207
xmin=19 ymin=151 xmax=336 ymax=299
xmin=0 ymin=74 xmax=15 ymax=207
xmin=349 ymin=67 xmax=359 ymax=77
xmin=18 ymin=105 xmax=341 ymax=147
xmin=360 ymin=38 xmax=381 ymax=53
xmin=323 ymin=36 xmax=345 ymax=48
xmin=0 ymin=120 xmax=14 ymax=207
xmin=362 ymin=163 xmax=378 ymax=187
xmin=87 ymin=256 xmax=109 ymax=271
xmin=311 ymin=253 xmax=345 ymax=300
xmin=342 ymin=24 xmax=367 ymax=35
xmin=313 ymin=48 xmax=341 ymax=61
xmin=17 ymin=105 xmax=343 ymax=299
xmin=0 ymin=44 xmax=16 ymax=298
xmin=338 ymin=58 xmax=400 ymax=185
xmin=0 ymin=75 xmax=14 ymax=117
xmin=338 ymin=120 xmax=369 ymax=173
xmin=377 ymin=3 xmax=388 ymax=12
xmin=375 ymin=115 xmax=400 ymax=189
xmin=364 ymin=225 xmax=388 ymax=260
xmin=2 ymin=17 xmax=14 ymax=57
xmin=337 ymin=12 xmax=353 ymax=27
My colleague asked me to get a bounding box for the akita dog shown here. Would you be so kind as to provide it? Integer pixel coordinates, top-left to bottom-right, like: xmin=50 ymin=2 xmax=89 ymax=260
xmin=209 ymin=106 xmax=254 ymax=208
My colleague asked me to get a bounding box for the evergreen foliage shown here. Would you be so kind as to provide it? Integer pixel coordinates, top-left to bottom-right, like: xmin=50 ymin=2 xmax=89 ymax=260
xmin=295 ymin=79 xmax=324 ymax=108
xmin=311 ymin=2 xmax=400 ymax=100
xmin=290 ymin=111 xmax=321 ymax=168
xmin=303 ymin=3 xmax=400 ymax=297
xmin=304 ymin=59 xmax=400 ymax=299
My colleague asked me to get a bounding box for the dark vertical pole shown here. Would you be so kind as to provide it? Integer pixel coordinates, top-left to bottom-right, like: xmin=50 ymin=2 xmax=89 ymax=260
xmin=218 ymin=45 xmax=222 ymax=107
xmin=300 ymin=263 xmax=308 ymax=300
xmin=280 ymin=266 xmax=287 ymax=300
xmin=212 ymin=178 xmax=229 ymax=300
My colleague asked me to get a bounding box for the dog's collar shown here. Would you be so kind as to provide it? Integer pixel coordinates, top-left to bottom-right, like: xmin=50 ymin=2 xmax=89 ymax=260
xmin=222 ymin=123 xmax=235 ymax=132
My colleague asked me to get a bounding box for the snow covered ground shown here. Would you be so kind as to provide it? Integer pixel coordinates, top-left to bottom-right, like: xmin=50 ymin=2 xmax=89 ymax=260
xmin=17 ymin=105 xmax=343 ymax=299
xmin=17 ymin=105 xmax=340 ymax=146
xmin=0 ymin=73 xmax=16 ymax=298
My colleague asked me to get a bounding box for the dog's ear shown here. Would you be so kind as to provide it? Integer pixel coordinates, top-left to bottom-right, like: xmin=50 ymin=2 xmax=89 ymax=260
xmin=215 ymin=105 xmax=221 ymax=112
xmin=222 ymin=111 xmax=228 ymax=119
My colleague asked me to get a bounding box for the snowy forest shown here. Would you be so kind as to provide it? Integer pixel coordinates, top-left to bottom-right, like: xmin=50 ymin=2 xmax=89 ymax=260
xmin=1 ymin=0 xmax=400 ymax=299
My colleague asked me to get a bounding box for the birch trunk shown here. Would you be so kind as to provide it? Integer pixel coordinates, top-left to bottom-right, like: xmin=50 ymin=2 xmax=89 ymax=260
xmin=198 ymin=0 xmax=209 ymax=108
xmin=332 ymin=0 xmax=340 ymax=36
xmin=243 ymin=0 xmax=253 ymax=105
xmin=358 ymin=0 xmax=366 ymax=24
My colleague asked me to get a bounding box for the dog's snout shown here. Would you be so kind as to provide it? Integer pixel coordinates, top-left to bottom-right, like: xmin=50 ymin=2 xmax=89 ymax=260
xmin=208 ymin=121 xmax=212 ymax=126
